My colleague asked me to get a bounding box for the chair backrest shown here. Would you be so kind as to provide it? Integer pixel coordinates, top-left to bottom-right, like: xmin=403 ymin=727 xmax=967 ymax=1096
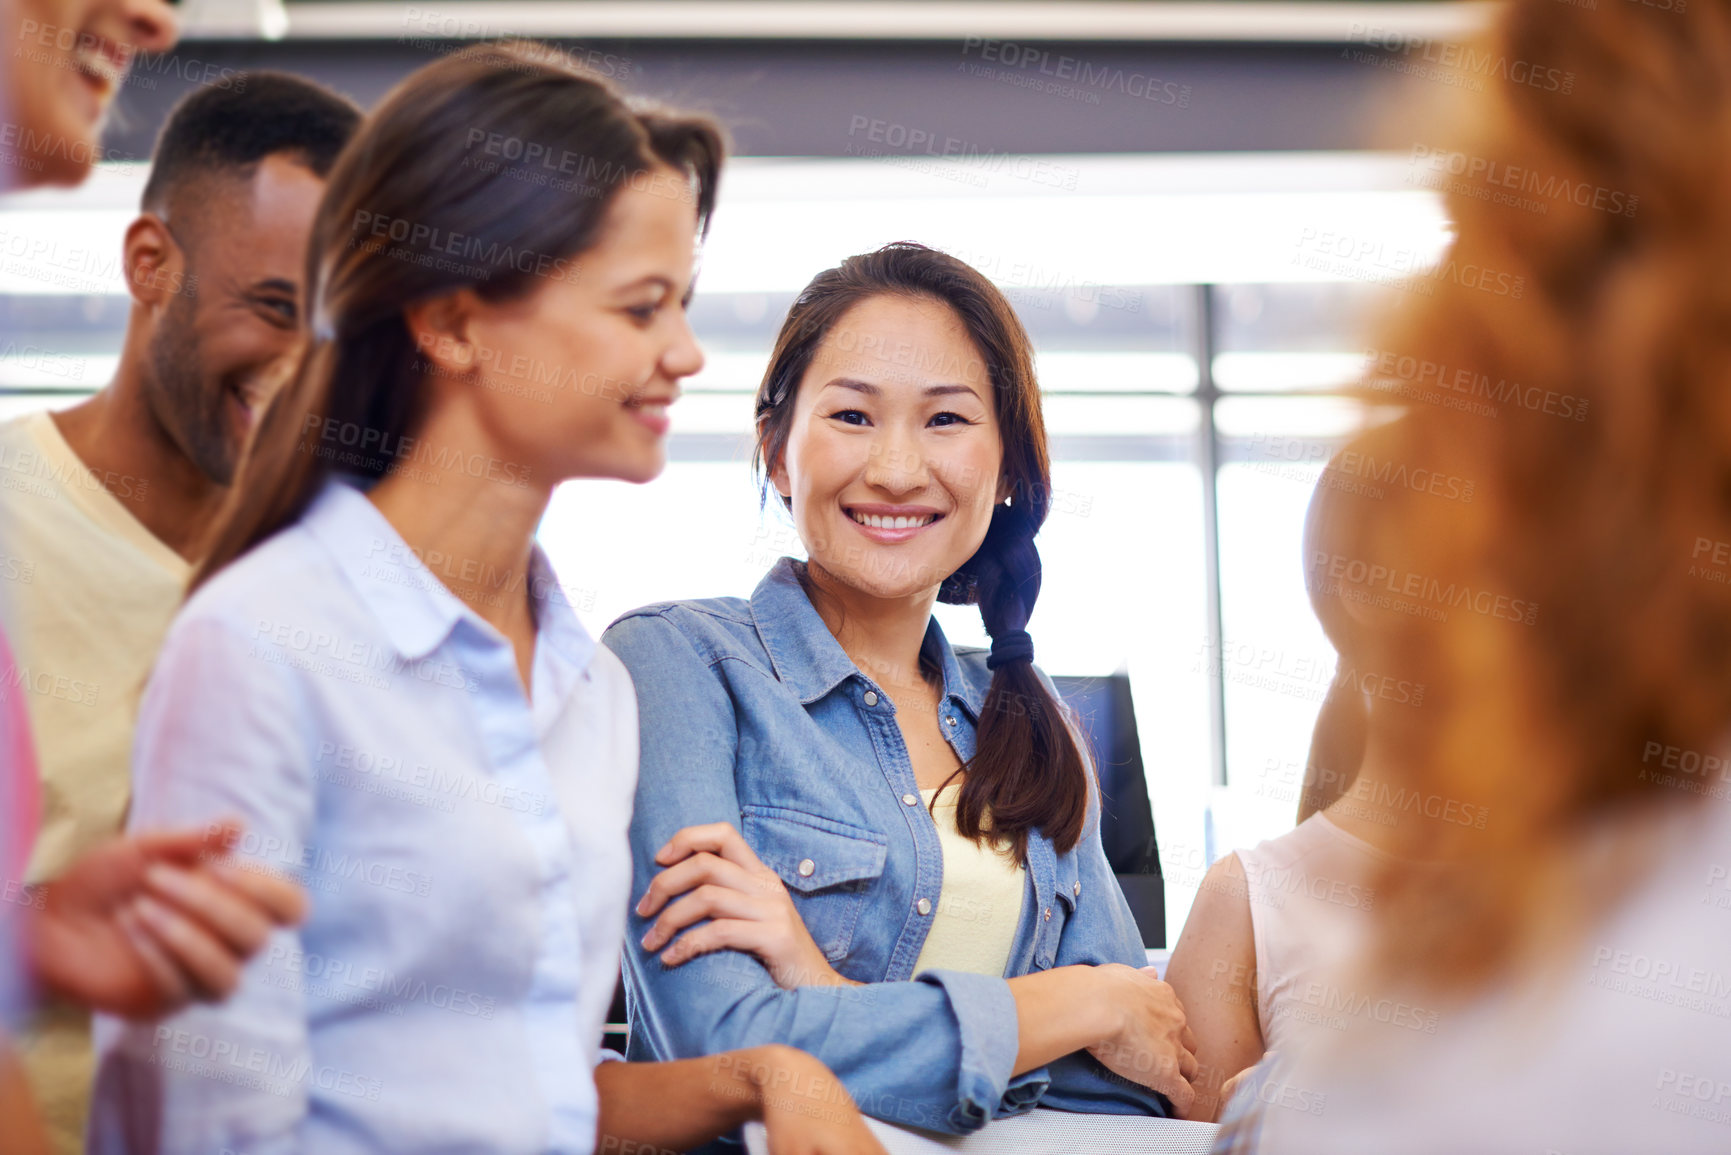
xmin=1052 ymin=673 xmax=1165 ymax=948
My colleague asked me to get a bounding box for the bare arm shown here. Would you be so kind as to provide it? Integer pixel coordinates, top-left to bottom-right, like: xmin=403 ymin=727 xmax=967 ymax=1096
xmin=1162 ymin=853 xmax=1265 ymax=1121
xmin=595 ymin=1044 xmax=884 ymax=1155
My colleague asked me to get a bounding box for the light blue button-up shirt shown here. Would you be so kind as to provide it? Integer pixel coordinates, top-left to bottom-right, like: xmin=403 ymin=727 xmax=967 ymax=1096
xmin=89 ymin=478 xmax=639 ymax=1155
xmin=603 ymin=557 xmax=1171 ymax=1139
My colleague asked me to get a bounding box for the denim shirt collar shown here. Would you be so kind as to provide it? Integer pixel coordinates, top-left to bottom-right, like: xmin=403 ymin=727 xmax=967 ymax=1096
xmin=749 ymin=557 xmax=987 ymax=722
xmin=304 ymin=475 xmax=596 ymax=674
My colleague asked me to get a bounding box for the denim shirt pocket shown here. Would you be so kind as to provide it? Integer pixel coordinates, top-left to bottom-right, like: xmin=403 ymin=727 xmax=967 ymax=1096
xmin=740 ymin=805 xmax=888 ymax=963
xmin=1033 ymin=852 xmax=1082 ymax=970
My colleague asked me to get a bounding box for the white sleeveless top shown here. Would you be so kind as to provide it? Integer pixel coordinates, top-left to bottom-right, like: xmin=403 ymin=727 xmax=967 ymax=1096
xmin=1251 ymin=797 xmax=1731 ymax=1154
xmin=910 ymin=784 xmax=1027 ymax=978
xmin=1235 ymin=812 xmax=1391 ymax=1054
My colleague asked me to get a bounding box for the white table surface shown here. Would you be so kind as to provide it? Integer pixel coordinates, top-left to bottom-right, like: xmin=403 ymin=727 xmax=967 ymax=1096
xmin=744 ymin=1108 xmax=1218 ymax=1155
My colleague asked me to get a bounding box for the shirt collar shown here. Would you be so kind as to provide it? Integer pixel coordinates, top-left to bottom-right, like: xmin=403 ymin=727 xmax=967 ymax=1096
xmin=749 ymin=557 xmax=987 ymax=721
xmin=303 ymin=476 xmax=596 ymax=673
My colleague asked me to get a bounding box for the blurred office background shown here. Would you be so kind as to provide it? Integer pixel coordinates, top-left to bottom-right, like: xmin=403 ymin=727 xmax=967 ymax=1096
xmin=0 ymin=0 xmax=1489 ymax=938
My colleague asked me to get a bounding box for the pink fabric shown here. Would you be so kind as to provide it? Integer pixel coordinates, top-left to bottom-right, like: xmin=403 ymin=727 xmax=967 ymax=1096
xmin=0 ymin=626 xmax=40 ymax=883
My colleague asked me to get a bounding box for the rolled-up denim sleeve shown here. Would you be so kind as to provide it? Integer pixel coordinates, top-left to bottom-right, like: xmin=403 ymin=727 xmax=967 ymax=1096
xmin=1032 ymin=790 xmax=1176 ymax=1118
xmin=603 ymin=612 xmax=1022 ymax=1134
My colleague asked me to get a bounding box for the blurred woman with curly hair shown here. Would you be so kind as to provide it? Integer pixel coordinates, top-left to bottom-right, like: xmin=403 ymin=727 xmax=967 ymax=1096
xmin=1219 ymin=2 xmax=1731 ymax=1152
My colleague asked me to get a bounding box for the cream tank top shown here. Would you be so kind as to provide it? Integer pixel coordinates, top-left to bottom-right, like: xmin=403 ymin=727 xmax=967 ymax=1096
xmin=1234 ymin=811 xmax=1390 ymax=1054
xmin=910 ymin=783 xmax=1028 ymax=978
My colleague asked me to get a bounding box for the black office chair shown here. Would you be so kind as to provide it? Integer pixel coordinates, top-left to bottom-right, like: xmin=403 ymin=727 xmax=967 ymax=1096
xmin=1052 ymin=673 xmax=1165 ymax=948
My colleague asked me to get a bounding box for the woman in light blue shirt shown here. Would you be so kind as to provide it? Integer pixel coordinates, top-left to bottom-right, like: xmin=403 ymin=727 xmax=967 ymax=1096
xmin=88 ymin=43 xmax=882 ymax=1155
xmin=606 ymin=244 xmax=1199 ymax=1138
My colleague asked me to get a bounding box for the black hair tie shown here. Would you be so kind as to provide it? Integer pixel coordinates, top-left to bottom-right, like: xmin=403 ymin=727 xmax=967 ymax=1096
xmin=987 ymin=629 xmax=1035 ymax=670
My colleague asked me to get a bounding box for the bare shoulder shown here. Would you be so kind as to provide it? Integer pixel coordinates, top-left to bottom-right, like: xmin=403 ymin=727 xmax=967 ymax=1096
xmin=1165 ymin=853 xmax=1255 ymax=986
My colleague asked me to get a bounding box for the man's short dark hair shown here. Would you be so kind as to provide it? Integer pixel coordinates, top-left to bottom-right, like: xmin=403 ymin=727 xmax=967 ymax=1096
xmin=141 ymin=71 xmax=363 ymax=216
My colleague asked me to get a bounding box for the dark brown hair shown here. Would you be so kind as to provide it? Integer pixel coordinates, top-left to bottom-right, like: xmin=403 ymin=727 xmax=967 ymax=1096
xmin=754 ymin=242 xmax=1089 ymax=859
xmin=192 ymin=41 xmax=724 ymax=589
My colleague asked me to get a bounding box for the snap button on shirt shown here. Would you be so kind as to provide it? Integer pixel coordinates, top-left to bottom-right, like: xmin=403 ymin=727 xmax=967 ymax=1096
xmin=863 ymin=690 xmax=879 ymax=707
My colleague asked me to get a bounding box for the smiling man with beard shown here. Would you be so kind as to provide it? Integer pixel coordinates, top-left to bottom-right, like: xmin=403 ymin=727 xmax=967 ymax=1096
xmin=0 ymin=72 xmax=360 ymax=1153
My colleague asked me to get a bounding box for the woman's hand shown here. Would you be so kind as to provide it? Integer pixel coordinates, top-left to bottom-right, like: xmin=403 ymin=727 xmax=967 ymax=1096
xmin=741 ymin=1046 xmax=888 ymax=1155
xmin=1084 ymin=964 xmax=1199 ymax=1116
xmin=635 ymin=822 xmax=854 ymax=989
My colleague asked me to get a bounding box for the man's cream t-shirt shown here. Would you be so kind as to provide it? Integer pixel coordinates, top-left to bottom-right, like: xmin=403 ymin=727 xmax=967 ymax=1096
xmin=0 ymin=409 xmax=190 ymax=1154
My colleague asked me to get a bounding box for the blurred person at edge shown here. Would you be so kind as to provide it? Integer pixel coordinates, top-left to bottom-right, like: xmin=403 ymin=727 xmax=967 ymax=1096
xmin=89 ymin=41 xmax=884 ymax=1155
xmin=0 ymin=0 xmax=175 ymax=186
xmin=1 ymin=3 xmax=315 ymax=1155
xmin=1165 ymin=418 xmax=1467 ymax=1121
xmin=1212 ymin=2 xmax=1731 ymax=1153
xmin=1 ymin=72 xmax=362 ymax=1155
xmin=605 ymin=242 xmax=1198 ymax=1148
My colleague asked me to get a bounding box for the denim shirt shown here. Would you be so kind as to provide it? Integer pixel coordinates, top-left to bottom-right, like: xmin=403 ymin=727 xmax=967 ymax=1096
xmin=602 ymin=558 xmax=1171 ymax=1135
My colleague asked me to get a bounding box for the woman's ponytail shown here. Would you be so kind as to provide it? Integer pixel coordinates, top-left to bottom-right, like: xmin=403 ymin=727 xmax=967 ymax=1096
xmin=944 ymin=495 xmax=1090 ymax=859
